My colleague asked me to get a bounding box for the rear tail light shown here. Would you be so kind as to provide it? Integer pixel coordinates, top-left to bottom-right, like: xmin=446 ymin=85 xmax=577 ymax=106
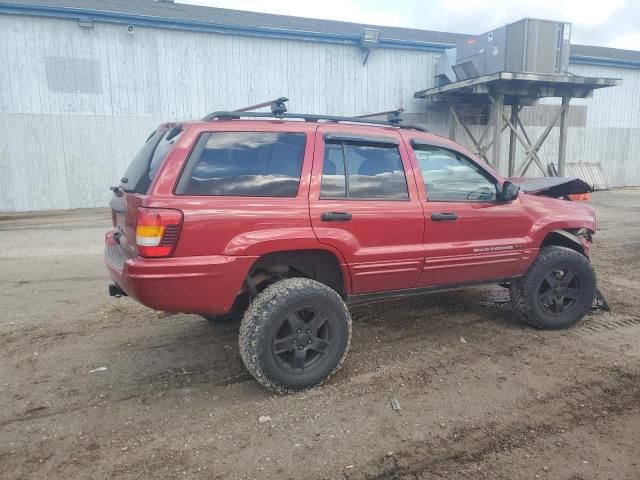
xmin=135 ymin=207 xmax=183 ymax=257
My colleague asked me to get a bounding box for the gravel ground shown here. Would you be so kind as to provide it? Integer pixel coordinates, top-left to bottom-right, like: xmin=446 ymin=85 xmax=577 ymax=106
xmin=1 ymin=189 xmax=639 ymax=480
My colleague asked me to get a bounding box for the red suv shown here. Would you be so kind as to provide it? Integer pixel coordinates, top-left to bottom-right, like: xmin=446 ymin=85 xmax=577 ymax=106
xmin=105 ymin=101 xmax=597 ymax=393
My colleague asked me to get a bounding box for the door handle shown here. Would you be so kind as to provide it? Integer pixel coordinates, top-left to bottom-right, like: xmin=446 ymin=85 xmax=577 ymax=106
xmin=431 ymin=212 xmax=458 ymax=221
xmin=321 ymin=211 xmax=352 ymax=222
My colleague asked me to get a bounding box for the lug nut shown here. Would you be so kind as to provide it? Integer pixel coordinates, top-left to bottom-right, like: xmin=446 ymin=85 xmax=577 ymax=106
xmin=306 ymin=329 xmax=311 ymax=334
xmin=297 ymin=329 xmax=302 ymax=333
xmin=292 ymin=339 xmax=296 ymax=344
xmin=298 ymin=345 xmax=303 ymax=350
xmin=307 ymin=339 xmax=312 ymax=344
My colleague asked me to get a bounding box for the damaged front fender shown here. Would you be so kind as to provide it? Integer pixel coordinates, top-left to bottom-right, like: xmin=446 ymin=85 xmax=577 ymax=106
xmin=543 ymin=228 xmax=594 ymax=257
xmin=508 ymin=177 xmax=592 ymax=198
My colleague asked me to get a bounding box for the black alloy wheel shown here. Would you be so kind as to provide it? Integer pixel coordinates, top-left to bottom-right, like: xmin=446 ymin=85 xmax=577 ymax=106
xmin=271 ymin=308 xmax=331 ymax=373
xmin=537 ymin=268 xmax=582 ymax=315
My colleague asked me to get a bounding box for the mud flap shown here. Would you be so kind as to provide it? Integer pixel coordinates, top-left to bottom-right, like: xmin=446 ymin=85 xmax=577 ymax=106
xmin=592 ymin=288 xmax=610 ymax=311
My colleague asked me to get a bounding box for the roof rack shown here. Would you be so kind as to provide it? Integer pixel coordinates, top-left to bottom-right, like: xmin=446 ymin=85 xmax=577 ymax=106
xmin=201 ymin=98 xmax=429 ymax=132
xmin=230 ymin=97 xmax=289 ymax=113
xmin=353 ymin=108 xmax=404 ymax=124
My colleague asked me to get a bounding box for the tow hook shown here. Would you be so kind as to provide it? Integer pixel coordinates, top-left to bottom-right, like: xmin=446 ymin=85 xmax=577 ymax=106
xmin=592 ymin=288 xmax=609 ymax=311
xmin=108 ymin=283 xmax=127 ymax=298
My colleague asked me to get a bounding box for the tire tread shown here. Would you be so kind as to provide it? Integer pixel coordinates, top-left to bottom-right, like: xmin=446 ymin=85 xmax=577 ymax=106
xmin=510 ymin=246 xmax=596 ymax=329
xmin=239 ymin=278 xmax=351 ymax=394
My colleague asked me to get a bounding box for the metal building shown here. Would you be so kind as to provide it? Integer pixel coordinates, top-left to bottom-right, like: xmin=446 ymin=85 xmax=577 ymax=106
xmin=1 ymin=0 xmax=639 ymax=212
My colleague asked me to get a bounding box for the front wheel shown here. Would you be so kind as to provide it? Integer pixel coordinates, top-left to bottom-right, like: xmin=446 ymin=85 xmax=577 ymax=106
xmin=510 ymin=246 xmax=596 ymax=329
xmin=239 ymin=278 xmax=351 ymax=393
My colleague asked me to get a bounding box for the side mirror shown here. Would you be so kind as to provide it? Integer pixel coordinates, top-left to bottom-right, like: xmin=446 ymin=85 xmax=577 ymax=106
xmin=500 ymin=181 xmax=520 ymax=202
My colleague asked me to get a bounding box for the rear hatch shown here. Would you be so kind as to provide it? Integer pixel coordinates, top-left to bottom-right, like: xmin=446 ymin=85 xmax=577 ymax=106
xmin=109 ymin=125 xmax=182 ymax=263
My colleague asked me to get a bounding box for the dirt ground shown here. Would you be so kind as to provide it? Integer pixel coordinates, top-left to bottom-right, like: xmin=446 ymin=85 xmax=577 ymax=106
xmin=1 ymin=189 xmax=639 ymax=480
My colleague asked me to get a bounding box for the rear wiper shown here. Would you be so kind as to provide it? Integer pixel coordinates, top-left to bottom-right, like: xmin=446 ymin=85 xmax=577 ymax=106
xmin=110 ymin=185 xmax=124 ymax=195
xmin=118 ymin=176 xmax=135 ymax=193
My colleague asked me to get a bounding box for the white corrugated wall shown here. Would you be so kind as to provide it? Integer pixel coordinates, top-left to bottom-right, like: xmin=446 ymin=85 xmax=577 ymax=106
xmin=0 ymin=13 xmax=639 ymax=211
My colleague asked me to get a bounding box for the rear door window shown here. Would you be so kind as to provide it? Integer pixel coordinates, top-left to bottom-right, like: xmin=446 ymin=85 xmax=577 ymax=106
xmin=121 ymin=128 xmax=182 ymax=194
xmin=320 ymin=140 xmax=409 ymax=200
xmin=176 ymin=132 xmax=306 ymax=197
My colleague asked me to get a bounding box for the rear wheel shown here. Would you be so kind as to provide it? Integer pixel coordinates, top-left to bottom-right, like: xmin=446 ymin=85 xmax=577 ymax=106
xmin=510 ymin=246 xmax=596 ymax=329
xmin=239 ymin=278 xmax=351 ymax=393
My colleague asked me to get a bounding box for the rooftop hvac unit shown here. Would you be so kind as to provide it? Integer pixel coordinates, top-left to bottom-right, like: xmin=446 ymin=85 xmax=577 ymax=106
xmin=444 ymin=18 xmax=572 ymax=83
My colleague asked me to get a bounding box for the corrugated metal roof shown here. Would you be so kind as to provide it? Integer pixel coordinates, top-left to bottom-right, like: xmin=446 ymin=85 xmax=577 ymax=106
xmin=1 ymin=0 xmax=639 ymax=64
xmin=0 ymin=0 xmax=468 ymax=45
xmin=570 ymin=44 xmax=640 ymax=64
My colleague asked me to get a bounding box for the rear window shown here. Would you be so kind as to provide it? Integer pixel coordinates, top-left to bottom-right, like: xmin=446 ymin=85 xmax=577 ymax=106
xmin=176 ymin=132 xmax=306 ymax=197
xmin=121 ymin=128 xmax=181 ymax=194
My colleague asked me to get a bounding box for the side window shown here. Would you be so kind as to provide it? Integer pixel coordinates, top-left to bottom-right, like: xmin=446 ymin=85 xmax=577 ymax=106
xmin=414 ymin=146 xmax=497 ymax=201
xmin=122 ymin=129 xmax=181 ymax=194
xmin=320 ymin=144 xmax=347 ymax=198
xmin=320 ymin=141 xmax=409 ymax=200
xmin=176 ymin=132 xmax=306 ymax=197
xmin=148 ymin=130 xmax=182 ymax=182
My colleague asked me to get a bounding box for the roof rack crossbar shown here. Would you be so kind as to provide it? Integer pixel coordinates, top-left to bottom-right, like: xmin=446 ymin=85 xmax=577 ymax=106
xmin=231 ymin=97 xmax=289 ymax=113
xmin=202 ymin=97 xmax=289 ymax=121
xmin=201 ymin=110 xmax=429 ymax=132
xmin=354 ymin=108 xmax=405 ymax=124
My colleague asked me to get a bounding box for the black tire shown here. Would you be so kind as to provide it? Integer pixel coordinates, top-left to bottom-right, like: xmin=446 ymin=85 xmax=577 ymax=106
xmin=510 ymin=246 xmax=596 ymax=329
xmin=239 ymin=278 xmax=351 ymax=393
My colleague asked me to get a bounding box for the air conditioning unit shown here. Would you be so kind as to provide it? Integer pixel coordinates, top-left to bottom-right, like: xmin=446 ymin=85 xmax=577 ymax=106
xmin=451 ymin=18 xmax=572 ymax=81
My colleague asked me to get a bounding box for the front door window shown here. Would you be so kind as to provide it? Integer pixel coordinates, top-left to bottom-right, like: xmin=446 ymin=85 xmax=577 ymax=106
xmin=414 ymin=146 xmax=497 ymax=202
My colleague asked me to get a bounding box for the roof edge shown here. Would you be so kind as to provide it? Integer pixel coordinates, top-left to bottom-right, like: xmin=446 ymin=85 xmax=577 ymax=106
xmin=0 ymin=2 xmax=452 ymax=51
xmin=568 ymin=54 xmax=640 ymax=69
xmin=1 ymin=2 xmax=640 ymax=67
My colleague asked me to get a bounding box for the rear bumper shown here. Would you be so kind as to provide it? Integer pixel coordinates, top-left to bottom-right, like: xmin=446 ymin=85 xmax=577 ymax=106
xmin=105 ymin=233 xmax=256 ymax=315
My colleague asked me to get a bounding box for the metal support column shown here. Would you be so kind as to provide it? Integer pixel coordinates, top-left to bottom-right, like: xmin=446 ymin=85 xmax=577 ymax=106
xmin=492 ymin=93 xmax=504 ymax=170
xmin=448 ymin=105 xmax=456 ymax=141
xmin=417 ymin=73 xmax=619 ymax=179
xmin=508 ymin=104 xmax=518 ymax=176
xmin=513 ymin=103 xmax=565 ymax=177
xmin=557 ymin=97 xmax=570 ymax=176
